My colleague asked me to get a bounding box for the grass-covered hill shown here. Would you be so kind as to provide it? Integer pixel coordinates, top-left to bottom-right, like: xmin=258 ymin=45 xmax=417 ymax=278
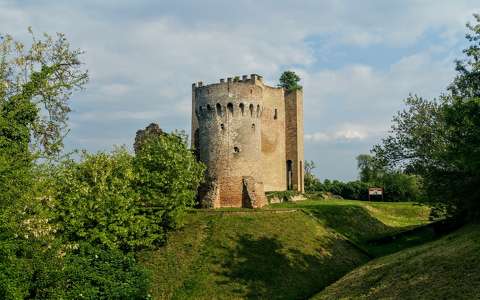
xmin=140 ymin=199 xmax=431 ymax=299
xmin=314 ymin=224 xmax=480 ymax=300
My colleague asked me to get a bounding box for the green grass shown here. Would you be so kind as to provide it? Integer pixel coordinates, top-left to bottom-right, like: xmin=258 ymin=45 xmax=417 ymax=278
xmin=268 ymin=199 xmax=431 ymax=244
xmin=314 ymin=224 xmax=480 ymax=300
xmin=140 ymin=210 xmax=370 ymax=299
xmin=139 ymin=199 xmax=432 ymax=299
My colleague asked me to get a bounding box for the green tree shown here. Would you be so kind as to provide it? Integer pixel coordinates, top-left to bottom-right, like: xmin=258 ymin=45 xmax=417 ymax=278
xmin=51 ymin=148 xmax=159 ymax=251
xmin=134 ymin=132 xmax=206 ymax=229
xmin=303 ymin=160 xmax=323 ymax=192
xmin=356 ymin=154 xmax=380 ymax=182
xmin=372 ymin=14 xmax=480 ymax=218
xmin=0 ymin=29 xmax=88 ymax=158
xmin=278 ymin=70 xmax=302 ymax=92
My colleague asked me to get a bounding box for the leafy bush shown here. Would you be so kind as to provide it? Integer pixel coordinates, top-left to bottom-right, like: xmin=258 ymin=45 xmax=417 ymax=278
xmin=0 ymin=238 xmax=149 ymax=299
xmin=50 ymin=132 xmax=205 ymax=252
xmin=51 ymin=148 xmax=158 ymax=251
xmin=133 ymin=132 xmax=205 ymax=230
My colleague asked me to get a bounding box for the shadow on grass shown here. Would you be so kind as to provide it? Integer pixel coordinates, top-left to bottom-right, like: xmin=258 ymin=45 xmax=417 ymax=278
xmin=293 ymin=204 xmax=443 ymax=257
xmin=217 ymin=234 xmax=368 ymax=299
xmin=298 ymin=204 xmax=399 ymax=242
xmin=365 ymin=218 xmax=464 ymax=257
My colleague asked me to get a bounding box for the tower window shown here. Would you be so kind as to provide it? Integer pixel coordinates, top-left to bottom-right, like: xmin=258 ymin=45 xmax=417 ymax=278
xmin=216 ymin=103 xmax=222 ymax=116
xmin=274 ymin=108 xmax=278 ymax=120
xmin=239 ymin=103 xmax=245 ymax=115
xmin=220 ymin=123 xmax=225 ymax=130
xmin=234 ymin=146 xmax=240 ymax=153
xmin=227 ymin=103 xmax=234 ymax=116
xmin=249 ymin=104 xmax=254 ymax=117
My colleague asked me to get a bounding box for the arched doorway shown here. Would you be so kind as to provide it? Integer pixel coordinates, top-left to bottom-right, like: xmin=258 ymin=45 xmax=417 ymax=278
xmin=286 ymin=160 xmax=293 ymax=190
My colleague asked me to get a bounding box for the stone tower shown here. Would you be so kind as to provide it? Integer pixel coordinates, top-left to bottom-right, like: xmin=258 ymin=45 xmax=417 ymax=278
xmin=192 ymin=74 xmax=304 ymax=208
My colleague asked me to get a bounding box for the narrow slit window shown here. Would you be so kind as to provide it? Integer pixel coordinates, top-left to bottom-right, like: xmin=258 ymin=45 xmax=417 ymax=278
xmin=274 ymin=108 xmax=278 ymax=120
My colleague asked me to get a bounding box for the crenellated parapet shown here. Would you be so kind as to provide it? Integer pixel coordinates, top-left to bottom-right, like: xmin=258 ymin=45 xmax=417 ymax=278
xmin=192 ymin=73 xmax=264 ymax=89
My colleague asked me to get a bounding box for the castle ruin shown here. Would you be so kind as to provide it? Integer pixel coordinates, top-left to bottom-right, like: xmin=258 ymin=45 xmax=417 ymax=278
xmin=191 ymin=74 xmax=304 ymax=208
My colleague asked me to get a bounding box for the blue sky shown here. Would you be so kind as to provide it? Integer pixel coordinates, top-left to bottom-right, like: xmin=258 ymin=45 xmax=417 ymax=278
xmin=1 ymin=0 xmax=479 ymax=180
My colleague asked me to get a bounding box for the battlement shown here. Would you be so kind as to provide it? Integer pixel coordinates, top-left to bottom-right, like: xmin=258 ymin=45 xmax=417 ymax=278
xmin=192 ymin=74 xmax=264 ymax=89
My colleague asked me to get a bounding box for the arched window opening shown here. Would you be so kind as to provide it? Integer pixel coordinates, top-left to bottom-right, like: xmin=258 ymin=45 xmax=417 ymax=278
xmin=249 ymin=104 xmax=254 ymax=117
xmin=239 ymin=103 xmax=245 ymax=115
xmin=256 ymin=105 xmax=260 ymax=117
xmin=194 ymin=129 xmax=200 ymax=161
xmin=274 ymin=108 xmax=278 ymax=120
xmin=227 ymin=102 xmax=234 ymax=116
xmin=216 ymin=103 xmax=222 ymax=116
xmin=300 ymin=160 xmax=303 ymax=191
xmin=207 ymin=104 xmax=212 ymax=112
xmin=286 ymin=160 xmax=293 ymax=190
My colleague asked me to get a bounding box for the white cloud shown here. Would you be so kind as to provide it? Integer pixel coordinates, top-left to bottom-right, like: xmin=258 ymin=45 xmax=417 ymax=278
xmin=100 ymin=83 xmax=131 ymax=97
xmin=305 ymin=123 xmax=386 ymax=143
xmin=1 ymin=0 xmax=479 ymax=180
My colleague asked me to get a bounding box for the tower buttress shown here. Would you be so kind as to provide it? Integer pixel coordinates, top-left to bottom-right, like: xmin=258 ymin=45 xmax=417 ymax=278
xmin=285 ymin=90 xmax=304 ymax=193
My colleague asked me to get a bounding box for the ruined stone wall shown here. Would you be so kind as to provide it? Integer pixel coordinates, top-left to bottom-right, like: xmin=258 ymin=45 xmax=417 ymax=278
xmin=260 ymin=85 xmax=287 ymax=192
xmin=193 ymin=75 xmax=266 ymax=207
xmin=285 ymin=90 xmax=305 ymax=193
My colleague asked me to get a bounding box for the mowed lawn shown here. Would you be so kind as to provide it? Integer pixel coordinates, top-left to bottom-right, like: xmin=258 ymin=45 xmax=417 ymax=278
xmin=140 ymin=199 xmax=431 ymax=299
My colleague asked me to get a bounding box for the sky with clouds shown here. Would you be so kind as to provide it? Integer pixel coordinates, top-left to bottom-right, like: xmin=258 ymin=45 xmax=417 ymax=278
xmin=1 ymin=0 xmax=479 ymax=180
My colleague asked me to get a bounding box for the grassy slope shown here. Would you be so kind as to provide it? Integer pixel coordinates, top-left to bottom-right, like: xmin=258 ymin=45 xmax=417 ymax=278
xmin=140 ymin=199 xmax=430 ymax=299
xmin=140 ymin=210 xmax=369 ymax=299
xmin=314 ymin=224 xmax=480 ymax=300
xmin=268 ymin=200 xmax=431 ymax=255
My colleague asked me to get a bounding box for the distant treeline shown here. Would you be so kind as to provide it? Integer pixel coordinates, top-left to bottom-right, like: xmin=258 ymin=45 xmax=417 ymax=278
xmin=304 ymin=156 xmax=421 ymax=202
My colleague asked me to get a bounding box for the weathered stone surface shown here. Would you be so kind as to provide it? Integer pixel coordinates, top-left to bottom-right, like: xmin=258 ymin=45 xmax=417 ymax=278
xmin=242 ymin=176 xmax=267 ymax=208
xmin=197 ymin=177 xmax=220 ymax=208
xmin=191 ymin=74 xmax=304 ymax=208
xmin=134 ymin=123 xmax=164 ymax=154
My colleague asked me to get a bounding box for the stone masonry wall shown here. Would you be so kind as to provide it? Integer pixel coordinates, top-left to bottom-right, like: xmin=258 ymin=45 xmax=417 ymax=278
xmin=193 ymin=75 xmax=265 ymax=207
xmin=261 ymin=85 xmax=287 ymax=192
xmin=285 ymin=90 xmax=305 ymax=193
xmin=192 ymin=74 xmax=304 ymax=207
